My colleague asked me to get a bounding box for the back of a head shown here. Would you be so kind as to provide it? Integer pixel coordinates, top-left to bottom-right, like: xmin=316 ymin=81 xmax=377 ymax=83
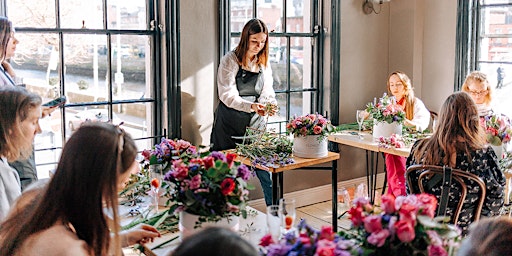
xmin=171 ymin=227 xmax=258 ymax=256
xmin=457 ymin=217 xmax=512 ymax=256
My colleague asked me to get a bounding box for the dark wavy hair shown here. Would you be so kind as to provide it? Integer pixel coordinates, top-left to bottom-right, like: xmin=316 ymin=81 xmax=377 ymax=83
xmin=234 ymin=18 xmax=269 ymax=68
xmin=0 ymin=122 xmax=137 ymax=256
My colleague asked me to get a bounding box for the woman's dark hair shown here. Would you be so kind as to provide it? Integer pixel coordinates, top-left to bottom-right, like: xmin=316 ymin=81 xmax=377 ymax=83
xmin=0 ymin=86 xmax=42 ymax=161
xmin=411 ymin=92 xmax=485 ymax=166
xmin=234 ymin=18 xmax=269 ymax=68
xmin=0 ymin=16 xmax=13 ymax=61
xmin=171 ymin=227 xmax=258 ymax=256
xmin=457 ymin=217 xmax=512 ymax=256
xmin=0 ymin=122 xmax=137 ymax=256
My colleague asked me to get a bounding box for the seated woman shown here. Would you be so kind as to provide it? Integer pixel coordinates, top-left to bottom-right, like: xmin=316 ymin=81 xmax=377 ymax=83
xmin=406 ymin=92 xmax=505 ymax=234
xmin=0 ymin=123 xmax=161 ymax=255
xmin=461 ymin=71 xmax=495 ymax=117
xmin=384 ymin=71 xmax=430 ymax=196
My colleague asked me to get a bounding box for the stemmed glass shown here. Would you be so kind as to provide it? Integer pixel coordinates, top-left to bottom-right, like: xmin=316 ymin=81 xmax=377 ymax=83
xmin=356 ymin=110 xmax=365 ymax=139
xmin=279 ymin=198 xmax=296 ymax=233
xmin=149 ymin=164 xmax=164 ymax=213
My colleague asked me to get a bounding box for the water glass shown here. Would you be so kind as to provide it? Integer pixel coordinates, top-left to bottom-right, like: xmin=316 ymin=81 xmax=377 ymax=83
xmin=149 ymin=164 xmax=164 ymax=213
xmin=266 ymin=205 xmax=281 ymax=241
xmin=337 ymin=187 xmax=351 ymax=215
xmin=279 ymin=198 xmax=296 ymax=231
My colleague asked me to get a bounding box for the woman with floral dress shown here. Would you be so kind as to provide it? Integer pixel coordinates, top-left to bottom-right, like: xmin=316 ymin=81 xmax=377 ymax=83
xmin=406 ymin=92 xmax=505 ymax=234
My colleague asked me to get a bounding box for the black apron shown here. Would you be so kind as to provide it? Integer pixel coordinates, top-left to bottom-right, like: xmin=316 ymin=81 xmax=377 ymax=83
xmin=211 ymin=67 xmax=261 ymax=151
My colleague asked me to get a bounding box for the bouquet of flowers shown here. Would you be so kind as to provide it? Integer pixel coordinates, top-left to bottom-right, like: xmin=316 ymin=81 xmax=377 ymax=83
xmin=286 ymin=113 xmax=337 ymax=140
xmin=366 ymin=93 xmax=406 ymax=124
xmin=259 ymin=219 xmax=360 ymax=256
xmin=480 ymin=114 xmax=512 ymax=146
xmin=164 ymin=151 xmax=253 ymax=223
xmin=141 ymin=138 xmax=199 ymax=168
xmin=341 ymin=194 xmax=460 ymax=256
xmin=377 ymin=134 xmax=406 ymax=149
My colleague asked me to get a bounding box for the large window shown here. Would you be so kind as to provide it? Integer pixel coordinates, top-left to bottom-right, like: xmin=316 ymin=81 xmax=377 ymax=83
xmin=468 ymin=0 xmax=512 ymax=117
xmin=4 ymin=0 xmax=164 ymax=178
xmin=224 ymin=0 xmax=322 ymax=133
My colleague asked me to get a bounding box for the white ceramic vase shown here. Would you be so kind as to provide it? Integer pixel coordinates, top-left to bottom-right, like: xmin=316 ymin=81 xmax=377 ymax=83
xmin=292 ymin=135 xmax=328 ymax=158
xmin=179 ymin=211 xmax=240 ymax=239
xmin=372 ymin=121 xmax=402 ymax=139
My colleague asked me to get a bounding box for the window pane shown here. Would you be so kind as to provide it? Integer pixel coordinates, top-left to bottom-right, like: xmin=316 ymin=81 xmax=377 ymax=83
xmin=290 ymin=91 xmax=313 ymax=117
xmin=285 ymin=0 xmax=311 ymax=32
xmin=258 ymin=0 xmax=283 ymax=32
xmin=482 ymin=0 xmax=512 ymax=4
xmin=107 ymin=0 xmax=148 ymax=30
xmin=118 ymin=102 xmax=154 ymax=151
xmin=111 ymin=35 xmax=150 ymax=101
xmin=290 ymin=37 xmax=312 ymax=90
xmin=60 ymin=0 xmax=104 ymax=29
xmin=63 ymin=34 xmax=108 ymax=104
xmin=231 ymin=0 xmax=253 ymax=32
xmin=478 ymin=63 xmax=512 ymax=117
xmin=7 ymin=0 xmax=56 ymax=28
xmin=270 ymin=38 xmax=287 ymax=91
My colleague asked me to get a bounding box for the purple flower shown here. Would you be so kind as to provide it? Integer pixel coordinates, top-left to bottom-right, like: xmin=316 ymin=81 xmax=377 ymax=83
xmin=210 ymin=151 xmax=227 ymax=162
xmin=236 ymin=165 xmax=252 ymax=180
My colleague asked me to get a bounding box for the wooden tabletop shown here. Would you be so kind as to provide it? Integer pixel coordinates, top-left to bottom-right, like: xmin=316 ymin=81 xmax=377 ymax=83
xmin=328 ymin=131 xmax=412 ymax=157
xmin=235 ymin=151 xmax=340 ymax=172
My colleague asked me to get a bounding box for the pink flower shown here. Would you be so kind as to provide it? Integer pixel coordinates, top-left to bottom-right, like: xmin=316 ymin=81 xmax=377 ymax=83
xmin=395 ymin=220 xmax=416 ymax=243
xmin=428 ymin=245 xmax=448 ymax=256
xmin=188 ymin=174 xmax=201 ymax=189
xmin=313 ymin=125 xmax=323 ymax=134
xmin=363 ymin=215 xmax=383 ymax=233
xmin=416 ymin=193 xmax=438 ymax=218
xmin=367 ymin=229 xmax=390 ymax=247
xmin=315 ymin=239 xmax=336 ymax=256
xmin=348 ymin=206 xmax=365 ymax=226
xmin=399 ymin=203 xmax=418 ymax=225
xmin=381 ymin=194 xmax=396 ymax=214
xmin=319 ymin=226 xmax=335 ymax=241
xmin=141 ymin=149 xmax=151 ymax=160
xmin=259 ymin=234 xmax=274 ymax=246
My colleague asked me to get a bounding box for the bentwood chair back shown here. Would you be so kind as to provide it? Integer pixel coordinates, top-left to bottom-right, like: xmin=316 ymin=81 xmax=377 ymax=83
xmin=406 ymin=164 xmax=486 ymax=224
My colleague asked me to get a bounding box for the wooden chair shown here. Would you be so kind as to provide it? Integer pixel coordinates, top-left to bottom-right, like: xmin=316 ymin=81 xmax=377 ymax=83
xmin=406 ymin=164 xmax=486 ymax=224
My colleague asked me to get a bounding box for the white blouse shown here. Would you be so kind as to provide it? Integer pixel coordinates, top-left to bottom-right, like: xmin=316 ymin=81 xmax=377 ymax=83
xmin=411 ymin=97 xmax=431 ymax=131
xmin=217 ymin=51 xmax=276 ymax=113
xmin=0 ymin=156 xmax=21 ymax=220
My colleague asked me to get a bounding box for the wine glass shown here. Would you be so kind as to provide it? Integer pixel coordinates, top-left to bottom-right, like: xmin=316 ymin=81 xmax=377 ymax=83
xmin=279 ymin=198 xmax=296 ymax=233
xmin=266 ymin=205 xmax=281 ymax=241
xmin=356 ymin=110 xmax=365 ymax=139
xmin=149 ymin=164 xmax=164 ymax=213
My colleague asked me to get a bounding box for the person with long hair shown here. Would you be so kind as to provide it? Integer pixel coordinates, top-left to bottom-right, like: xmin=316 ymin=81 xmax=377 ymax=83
xmin=385 ymin=71 xmax=430 ymax=196
xmin=0 ymin=86 xmax=41 ymax=219
xmin=210 ymin=18 xmax=277 ymax=206
xmin=460 ymin=71 xmax=494 ymax=117
xmin=0 ymin=16 xmax=56 ymax=189
xmin=406 ymin=92 xmax=505 ymax=233
xmin=457 ymin=217 xmax=512 ymax=255
xmin=0 ymin=122 xmax=160 ymax=255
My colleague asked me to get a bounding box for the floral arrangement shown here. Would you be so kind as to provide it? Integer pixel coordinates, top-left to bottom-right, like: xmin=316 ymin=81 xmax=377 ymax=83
xmin=341 ymin=194 xmax=460 ymax=256
xmin=377 ymin=134 xmax=406 ymax=149
xmin=480 ymin=114 xmax=512 ymax=146
xmin=141 ymin=138 xmax=199 ymax=168
xmin=235 ymin=128 xmax=294 ymax=168
xmin=286 ymin=113 xmax=337 ymax=139
xmin=366 ymin=93 xmax=406 ymax=124
xmin=259 ymin=219 xmax=359 ymax=256
xmin=164 ymin=151 xmax=253 ymax=224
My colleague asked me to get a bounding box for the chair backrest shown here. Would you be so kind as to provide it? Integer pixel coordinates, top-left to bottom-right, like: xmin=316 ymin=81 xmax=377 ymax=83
xmin=428 ymin=111 xmax=438 ymax=132
xmin=406 ymin=164 xmax=486 ymax=224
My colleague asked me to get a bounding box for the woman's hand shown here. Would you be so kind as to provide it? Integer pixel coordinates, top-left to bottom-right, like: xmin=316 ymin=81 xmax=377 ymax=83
xmin=251 ymin=103 xmax=266 ymax=116
xmin=119 ymin=223 xmax=161 ymax=247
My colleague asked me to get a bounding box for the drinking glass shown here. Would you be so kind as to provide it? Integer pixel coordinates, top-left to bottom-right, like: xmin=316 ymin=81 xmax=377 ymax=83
xmin=266 ymin=205 xmax=281 ymax=241
xmin=279 ymin=198 xmax=296 ymax=232
xmin=337 ymin=187 xmax=351 ymax=216
xmin=356 ymin=110 xmax=365 ymax=139
xmin=149 ymin=164 xmax=164 ymax=213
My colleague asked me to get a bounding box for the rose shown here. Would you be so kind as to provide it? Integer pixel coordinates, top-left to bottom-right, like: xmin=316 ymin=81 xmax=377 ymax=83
xmin=316 ymin=239 xmax=336 ymax=256
xmin=395 ymin=219 xmax=416 ymax=243
xmin=416 ymin=193 xmax=438 ymax=218
xmin=399 ymin=203 xmax=417 ymax=226
xmin=381 ymin=194 xmax=396 ymax=214
xmin=363 ymin=215 xmax=383 ymax=233
xmin=367 ymin=229 xmax=390 ymax=247
xmin=319 ymin=226 xmax=335 ymax=241
xmin=428 ymin=245 xmax=448 ymax=256
xmin=348 ymin=205 xmax=365 ymax=226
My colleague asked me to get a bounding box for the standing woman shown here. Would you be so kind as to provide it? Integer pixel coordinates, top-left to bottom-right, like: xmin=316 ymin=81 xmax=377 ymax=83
xmin=0 ymin=123 xmax=160 ymax=255
xmin=385 ymin=71 xmax=430 ymax=196
xmin=0 ymin=87 xmax=42 ymax=219
xmin=211 ymin=18 xmax=277 ymax=205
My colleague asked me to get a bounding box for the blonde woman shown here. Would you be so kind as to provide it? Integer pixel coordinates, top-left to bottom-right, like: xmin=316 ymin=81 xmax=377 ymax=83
xmin=461 ymin=71 xmax=494 ymax=117
xmin=385 ymin=71 xmax=430 ymax=196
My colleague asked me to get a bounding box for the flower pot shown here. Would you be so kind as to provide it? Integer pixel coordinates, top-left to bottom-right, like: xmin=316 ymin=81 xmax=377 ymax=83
xmin=490 ymin=144 xmax=504 ymax=160
xmin=179 ymin=211 xmax=240 ymax=239
xmin=292 ymin=135 xmax=328 ymax=158
xmin=372 ymin=121 xmax=402 ymax=139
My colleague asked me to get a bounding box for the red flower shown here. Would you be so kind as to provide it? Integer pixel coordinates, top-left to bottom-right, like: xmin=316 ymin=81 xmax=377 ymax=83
xmin=348 ymin=205 xmax=365 ymax=226
xmin=220 ymin=178 xmax=235 ymax=195
xmin=259 ymin=234 xmax=274 ymax=246
xmin=395 ymin=220 xmax=416 ymax=243
xmin=226 ymin=152 xmax=237 ymax=167
xmin=203 ymin=156 xmax=214 ymax=169
xmin=319 ymin=226 xmax=335 ymax=241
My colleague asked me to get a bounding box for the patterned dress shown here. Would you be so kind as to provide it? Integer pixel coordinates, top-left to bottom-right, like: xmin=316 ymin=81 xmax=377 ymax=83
xmin=406 ymin=140 xmax=505 ymax=234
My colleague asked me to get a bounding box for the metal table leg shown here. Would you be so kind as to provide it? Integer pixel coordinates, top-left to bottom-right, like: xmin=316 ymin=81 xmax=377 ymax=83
xmin=332 ymin=159 xmax=338 ymax=232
